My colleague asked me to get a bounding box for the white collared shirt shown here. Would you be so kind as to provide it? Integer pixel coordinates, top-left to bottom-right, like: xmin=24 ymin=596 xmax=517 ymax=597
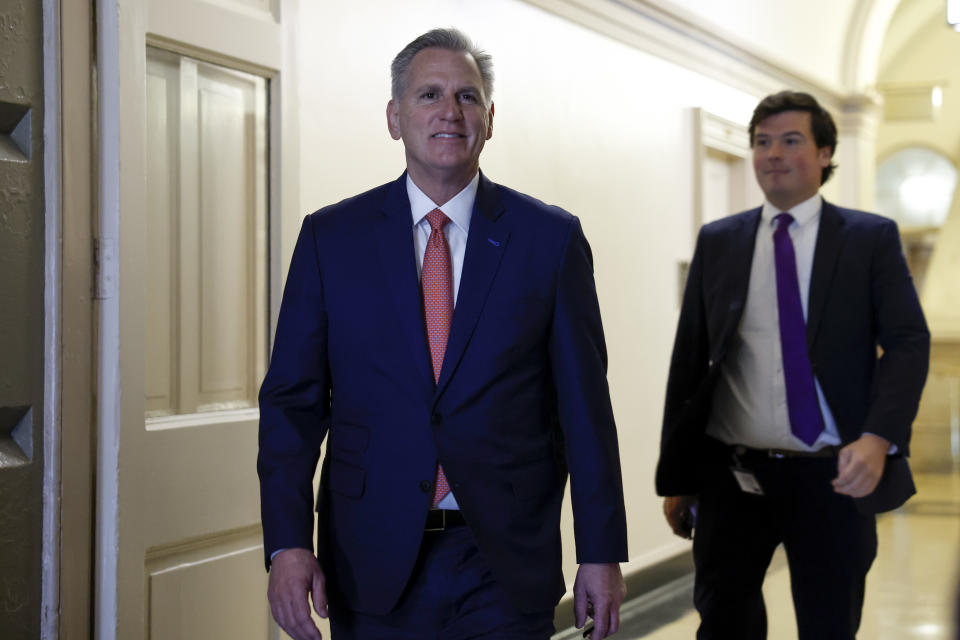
xmin=706 ymin=193 xmax=843 ymax=451
xmin=407 ymin=172 xmax=478 ymax=305
xmin=406 ymin=172 xmax=480 ymax=508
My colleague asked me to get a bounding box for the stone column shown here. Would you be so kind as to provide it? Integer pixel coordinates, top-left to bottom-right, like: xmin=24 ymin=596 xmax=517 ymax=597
xmin=835 ymin=91 xmax=883 ymax=210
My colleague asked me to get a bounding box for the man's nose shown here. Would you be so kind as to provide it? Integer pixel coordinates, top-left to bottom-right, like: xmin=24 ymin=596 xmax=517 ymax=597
xmin=439 ymin=94 xmax=463 ymax=119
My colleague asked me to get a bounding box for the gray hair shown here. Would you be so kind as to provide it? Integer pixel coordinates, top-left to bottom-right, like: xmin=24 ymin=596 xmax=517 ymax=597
xmin=391 ymin=28 xmax=494 ymax=106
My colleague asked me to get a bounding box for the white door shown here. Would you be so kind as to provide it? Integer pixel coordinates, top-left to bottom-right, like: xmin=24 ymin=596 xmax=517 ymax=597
xmin=101 ymin=0 xmax=301 ymax=637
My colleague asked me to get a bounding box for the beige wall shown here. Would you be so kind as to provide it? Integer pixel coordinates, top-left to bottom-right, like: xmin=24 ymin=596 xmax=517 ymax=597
xmin=297 ymin=0 xmax=767 ymax=592
xmin=875 ymin=7 xmax=960 ymax=334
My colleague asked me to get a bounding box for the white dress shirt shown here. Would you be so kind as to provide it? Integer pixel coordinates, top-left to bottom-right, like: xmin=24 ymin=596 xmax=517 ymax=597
xmin=406 ymin=172 xmax=479 ymax=507
xmin=706 ymin=193 xmax=843 ymax=451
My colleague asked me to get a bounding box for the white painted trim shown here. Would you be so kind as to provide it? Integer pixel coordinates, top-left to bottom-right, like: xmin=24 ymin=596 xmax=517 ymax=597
xmin=41 ymin=0 xmax=62 ymax=636
xmin=843 ymin=0 xmax=901 ymax=90
xmin=268 ymin=67 xmax=283 ymax=349
xmin=520 ymin=0 xmax=846 ymax=107
xmin=95 ymin=0 xmax=121 ymax=638
xmin=699 ymin=110 xmax=752 ymax=160
xmin=691 ymin=107 xmax=753 ymax=241
xmin=145 ymin=408 xmax=260 ymax=431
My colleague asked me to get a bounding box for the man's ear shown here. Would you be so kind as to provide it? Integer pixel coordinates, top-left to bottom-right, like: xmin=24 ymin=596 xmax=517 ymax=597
xmin=486 ymin=102 xmax=495 ymax=140
xmin=386 ymin=100 xmax=402 ymax=140
xmin=817 ymin=145 xmax=833 ymax=168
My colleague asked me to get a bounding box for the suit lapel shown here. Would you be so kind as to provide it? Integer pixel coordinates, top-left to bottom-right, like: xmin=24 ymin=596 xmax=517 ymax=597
xmin=713 ymin=209 xmax=760 ymax=357
xmin=435 ymin=173 xmax=509 ymax=398
xmin=373 ymin=173 xmax=434 ymax=386
xmin=806 ymin=201 xmax=846 ymax=347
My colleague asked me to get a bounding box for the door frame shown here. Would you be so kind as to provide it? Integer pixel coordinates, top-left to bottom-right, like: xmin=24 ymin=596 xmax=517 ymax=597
xmin=42 ymin=0 xmax=98 ymax=637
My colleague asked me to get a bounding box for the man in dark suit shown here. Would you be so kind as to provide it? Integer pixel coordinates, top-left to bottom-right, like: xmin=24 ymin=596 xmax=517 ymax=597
xmin=258 ymin=28 xmax=628 ymax=640
xmin=656 ymin=91 xmax=929 ymax=639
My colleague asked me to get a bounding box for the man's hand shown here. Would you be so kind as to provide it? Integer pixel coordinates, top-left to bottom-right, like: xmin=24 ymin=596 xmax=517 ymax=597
xmin=267 ymin=548 xmax=328 ymax=640
xmin=832 ymin=433 xmax=889 ymax=497
xmin=573 ymin=563 xmax=626 ymax=639
xmin=663 ymin=495 xmax=697 ymax=539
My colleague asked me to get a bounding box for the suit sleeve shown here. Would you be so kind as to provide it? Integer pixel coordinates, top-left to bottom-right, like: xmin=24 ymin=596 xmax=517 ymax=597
xmin=862 ymin=220 xmax=930 ymax=451
xmin=548 ymin=217 xmax=628 ymax=564
xmin=656 ymin=228 xmax=712 ymax=496
xmin=257 ymin=214 xmax=331 ymax=569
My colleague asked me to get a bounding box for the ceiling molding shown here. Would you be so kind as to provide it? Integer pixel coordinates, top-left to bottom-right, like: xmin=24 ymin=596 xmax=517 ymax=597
xmin=519 ymin=0 xmax=847 ymax=109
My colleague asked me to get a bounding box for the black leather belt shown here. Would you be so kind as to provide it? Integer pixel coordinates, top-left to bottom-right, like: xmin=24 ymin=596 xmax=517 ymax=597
xmin=424 ymin=509 xmax=466 ymax=532
xmin=734 ymin=444 xmax=840 ymax=459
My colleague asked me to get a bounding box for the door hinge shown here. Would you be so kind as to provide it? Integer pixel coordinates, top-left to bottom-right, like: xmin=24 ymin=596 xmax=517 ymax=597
xmin=93 ymin=237 xmax=117 ymax=300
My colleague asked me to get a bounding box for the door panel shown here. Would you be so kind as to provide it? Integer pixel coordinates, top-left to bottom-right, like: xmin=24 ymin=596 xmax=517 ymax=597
xmin=141 ymin=417 xmax=261 ymax=546
xmin=146 ymin=531 xmax=268 ymax=640
xmin=146 ymin=49 xmax=267 ymax=418
xmin=145 ymin=62 xmax=177 ymax=416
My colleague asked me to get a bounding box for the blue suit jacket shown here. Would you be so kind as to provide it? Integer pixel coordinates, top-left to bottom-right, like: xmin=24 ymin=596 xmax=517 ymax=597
xmin=655 ymin=201 xmax=929 ymax=514
xmin=258 ymin=172 xmax=628 ymax=614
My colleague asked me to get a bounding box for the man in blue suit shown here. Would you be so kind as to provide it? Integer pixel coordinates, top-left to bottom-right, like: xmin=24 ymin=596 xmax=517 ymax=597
xmin=656 ymin=91 xmax=929 ymax=639
xmin=258 ymin=28 xmax=628 ymax=640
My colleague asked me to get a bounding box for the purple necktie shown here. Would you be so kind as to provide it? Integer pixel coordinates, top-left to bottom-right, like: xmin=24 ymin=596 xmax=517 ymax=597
xmin=773 ymin=213 xmax=824 ymax=446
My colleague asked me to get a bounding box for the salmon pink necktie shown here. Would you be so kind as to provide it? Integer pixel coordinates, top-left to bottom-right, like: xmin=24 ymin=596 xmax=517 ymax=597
xmin=422 ymin=209 xmax=453 ymax=506
xmin=773 ymin=213 xmax=825 ymax=446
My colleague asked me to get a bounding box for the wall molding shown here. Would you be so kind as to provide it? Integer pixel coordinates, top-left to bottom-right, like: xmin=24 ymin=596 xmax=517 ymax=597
xmin=41 ymin=0 xmax=62 ymax=635
xmin=520 ymin=0 xmax=846 ymax=109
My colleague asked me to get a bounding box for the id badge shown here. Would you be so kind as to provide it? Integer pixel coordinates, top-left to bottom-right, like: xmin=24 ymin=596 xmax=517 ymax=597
xmin=730 ymin=466 xmax=764 ymax=495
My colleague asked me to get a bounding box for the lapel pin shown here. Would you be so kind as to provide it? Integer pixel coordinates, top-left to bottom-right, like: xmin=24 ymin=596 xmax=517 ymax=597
xmin=487 ymin=238 xmax=500 ymax=247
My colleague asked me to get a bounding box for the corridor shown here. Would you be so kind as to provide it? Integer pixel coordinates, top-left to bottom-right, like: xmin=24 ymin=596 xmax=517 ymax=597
xmin=556 ymin=473 xmax=960 ymax=639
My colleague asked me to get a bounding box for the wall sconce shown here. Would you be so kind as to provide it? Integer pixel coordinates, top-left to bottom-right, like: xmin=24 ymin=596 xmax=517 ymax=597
xmin=950 ymin=0 xmax=960 ymax=31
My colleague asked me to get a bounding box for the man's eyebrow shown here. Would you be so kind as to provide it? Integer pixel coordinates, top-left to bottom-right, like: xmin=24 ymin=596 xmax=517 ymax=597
xmin=756 ymin=129 xmax=806 ymax=138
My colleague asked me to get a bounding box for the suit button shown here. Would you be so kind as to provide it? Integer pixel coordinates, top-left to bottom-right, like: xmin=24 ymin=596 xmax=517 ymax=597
xmin=419 ymin=480 xmax=432 ymax=494
xmin=430 ymin=413 xmax=441 ymax=425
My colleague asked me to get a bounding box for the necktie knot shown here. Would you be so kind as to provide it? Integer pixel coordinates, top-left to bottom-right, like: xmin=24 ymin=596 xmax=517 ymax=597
xmin=775 ymin=212 xmax=794 ymax=232
xmin=426 ymin=208 xmax=451 ymax=233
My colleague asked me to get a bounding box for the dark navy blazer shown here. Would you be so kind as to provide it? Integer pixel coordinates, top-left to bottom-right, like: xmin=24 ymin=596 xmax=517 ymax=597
xmin=656 ymin=200 xmax=930 ymax=514
xmin=258 ymin=172 xmax=628 ymax=614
